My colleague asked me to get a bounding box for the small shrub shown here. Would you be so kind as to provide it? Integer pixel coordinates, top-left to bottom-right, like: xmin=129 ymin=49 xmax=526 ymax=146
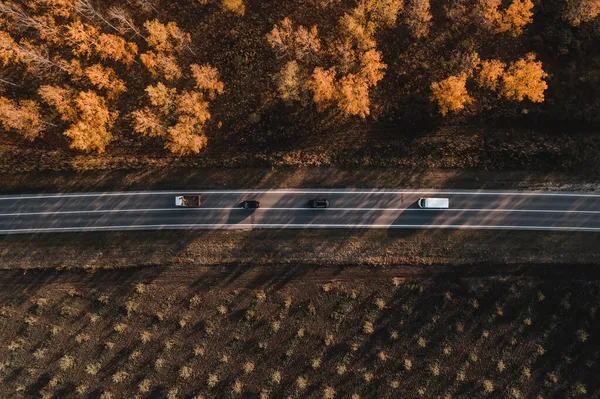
xmin=112 ymin=371 xmax=129 ymax=383
xmin=577 ymin=329 xmax=589 ymax=342
xmin=180 ymin=366 xmax=192 ymax=379
xmin=323 ymin=386 xmax=336 ymax=399
xmin=497 ymin=360 xmax=505 ymax=373
xmin=232 ymin=379 xmax=243 ymax=394
xmin=189 ymin=295 xmax=202 ymax=308
xmin=378 ymin=351 xmax=387 ymax=361
xmin=271 ymin=370 xmax=281 ymax=384
xmin=390 ymin=330 xmax=399 ymax=340
xmin=363 ymin=321 xmax=374 ymax=334
xmin=244 ymin=361 xmax=255 ymax=374
xmin=375 ymin=298 xmax=385 ymax=310
xmin=75 ymin=333 xmax=90 ymax=344
xmin=324 ymin=334 xmax=334 ymax=346
xmin=337 ymin=364 xmax=347 ymax=375
xmin=218 ymin=305 xmax=228 ymax=315
xmin=59 ymin=355 xmax=74 ymax=370
xmin=482 ymin=379 xmax=494 ymax=393
xmin=296 ymin=376 xmax=308 ymax=390
xmin=431 ymin=364 xmax=440 ymax=376
xmin=193 ymin=345 xmax=205 ymax=357
xmin=271 ymin=321 xmax=281 ymax=333
xmin=86 ymin=363 xmax=101 ymax=375
xmin=363 ymin=372 xmax=373 ymax=382
xmin=255 ymin=290 xmax=267 ymax=302
xmin=167 ymin=387 xmax=178 ymax=399
xmin=522 ymin=367 xmax=531 ymax=379
xmin=76 ymin=385 xmax=87 ymax=396
xmin=138 ymin=379 xmax=152 ymax=393
xmin=135 ymin=282 xmax=146 ymax=294
xmin=297 ymin=328 xmax=305 ymax=338
xmin=125 ymin=300 xmax=138 ymax=315
xmin=404 ymin=359 xmax=412 ymax=371
xmin=155 ymin=358 xmax=165 ymax=371
xmin=207 ymin=373 xmax=219 ymax=388
xmin=140 ymin=330 xmax=152 ymax=344
xmin=311 ymin=357 xmax=321 ymax=369
xmin=33 ymin=348 xmax=47 ymax=360
xmin=418 ymin=337 xmax=427 ymax=347
xmin=113 ymin=323 xmax=127 ymax=334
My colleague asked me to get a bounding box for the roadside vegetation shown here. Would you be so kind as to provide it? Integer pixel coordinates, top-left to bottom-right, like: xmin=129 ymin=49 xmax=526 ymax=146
xmin=0 ymin=0 xmax=599 ymax=172
xmin=1 ymin=274 xmax=599 ymax=398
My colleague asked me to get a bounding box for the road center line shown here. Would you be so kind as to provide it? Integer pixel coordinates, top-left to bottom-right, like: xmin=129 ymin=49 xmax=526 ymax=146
xmin=2 ymin=207 xmax=600 ymax=217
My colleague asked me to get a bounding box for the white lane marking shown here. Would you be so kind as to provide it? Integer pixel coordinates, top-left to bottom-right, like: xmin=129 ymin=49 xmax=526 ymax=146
xmin=3 ymin=207 xmax=600 ymax=217
xmin=0 ymin=223 xmax=599 ymax=234
xmin=1 ymin=189 xmax=600 ymax=200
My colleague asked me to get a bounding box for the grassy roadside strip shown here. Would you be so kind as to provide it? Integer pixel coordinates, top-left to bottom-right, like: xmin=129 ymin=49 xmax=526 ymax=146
xmin=0 ymin=167 xmax=599 ymax=195
xmin=1 ymin=229 xmax=599 ymax=270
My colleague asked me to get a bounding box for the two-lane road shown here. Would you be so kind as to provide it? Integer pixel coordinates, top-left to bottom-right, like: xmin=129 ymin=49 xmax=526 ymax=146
xmin=1 ymin=189 xmax=600 ymax=234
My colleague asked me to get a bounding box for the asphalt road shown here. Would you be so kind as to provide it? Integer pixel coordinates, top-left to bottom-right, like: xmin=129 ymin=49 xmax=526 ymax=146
xmin=1 ymin=189 xmax=600 ymax=234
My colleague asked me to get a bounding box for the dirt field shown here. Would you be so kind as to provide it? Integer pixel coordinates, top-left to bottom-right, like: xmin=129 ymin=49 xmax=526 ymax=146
xmin=1 ymin=263 xmax=598 ymax=398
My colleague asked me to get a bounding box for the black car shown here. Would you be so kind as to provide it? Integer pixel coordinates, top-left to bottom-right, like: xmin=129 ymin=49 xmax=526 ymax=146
xmin=308 ymin=199 xmax=329 ymax=208
xmin=240 ymin=200 xmax=260 ymax=209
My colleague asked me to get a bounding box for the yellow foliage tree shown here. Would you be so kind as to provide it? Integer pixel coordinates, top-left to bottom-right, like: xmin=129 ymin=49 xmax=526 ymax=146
xmin=0 ymin=97 xmax=43 ymax=140
xmin=85 ymin=64 xmax=126 ymax=99
xmin=141 ymin=19 xmax=191 ymax=79
xmin=95 ymin=33 xmax=138 ymax=65
xmin=564 ymin=0 xmax=600 ymax=25
xmin=365 ymin=0 xmax=405 ymax=27
xmin=359 ymin=49 xmax=386 ymax=86
xmin=430 ymin=73 xmax=473 ymax=115
xmin=498 ymin=0 xmax=534 ymax=36
xmin=276 ymin=60 xmax=301 ymax=102
xmin=143 ymin=19 xmax=190 ymax=54
xmin=0 ymin=30 xmax=21 ymax=65
xmin=500 ymin=53 xmax=548 ymax=102
xmin=222 ymin=0 xmax=245 ymax=15
xmin=38 ymin=85 xmax=77 ymax=121
xmin=337 ymin=73 xmax=371 ymax=118
xmin=64 ymin=21 xmax=99 ymax=57
xmin=405 ymin=0 xmax=432 ymax=39
xmin=477 ymin=59 xmax=506 ymax=90
xmin=340 ymin=6 xmax=377 ymax=51
xmin=266 ymin=18 xmax=321 ymax=60
xmin=190 ymin=64 xmax=225 ymax=99
xmin=65 ymin=91 xmax=116 ymax=152
xmin=39 ymin=86 xmax=115 ymax=152
xmin=132 ymin=83 xmax=220 ymax=155
xmin=140 ymin=52 xmax=182 ymax=80
xmin=145 ymin=82 xmax=177 ymax=112
xmin=307 ymin=67 xmax=337 ymax=111
xmin=475 ymin=0 xmax=534 ymax=36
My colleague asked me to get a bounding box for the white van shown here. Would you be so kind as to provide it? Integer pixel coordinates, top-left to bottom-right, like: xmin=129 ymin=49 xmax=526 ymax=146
xmin=418 ymin=198 xmax=449 ymax=209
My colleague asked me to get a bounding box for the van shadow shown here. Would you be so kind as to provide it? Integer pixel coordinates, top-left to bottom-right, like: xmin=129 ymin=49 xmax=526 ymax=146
xmin=386 ymin=200 xmax=439 ymax=238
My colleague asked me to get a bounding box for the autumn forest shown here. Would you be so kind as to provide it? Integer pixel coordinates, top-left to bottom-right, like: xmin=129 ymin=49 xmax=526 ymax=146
xmin=0 ymin=0 xmax=599 ymax=164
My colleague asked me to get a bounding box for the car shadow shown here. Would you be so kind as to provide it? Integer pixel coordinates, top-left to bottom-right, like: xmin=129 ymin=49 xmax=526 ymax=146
xmin=387 ymin=200 xmax=439 ymax=238
xmin=226 ymin=203 xmax=256 ymax=225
